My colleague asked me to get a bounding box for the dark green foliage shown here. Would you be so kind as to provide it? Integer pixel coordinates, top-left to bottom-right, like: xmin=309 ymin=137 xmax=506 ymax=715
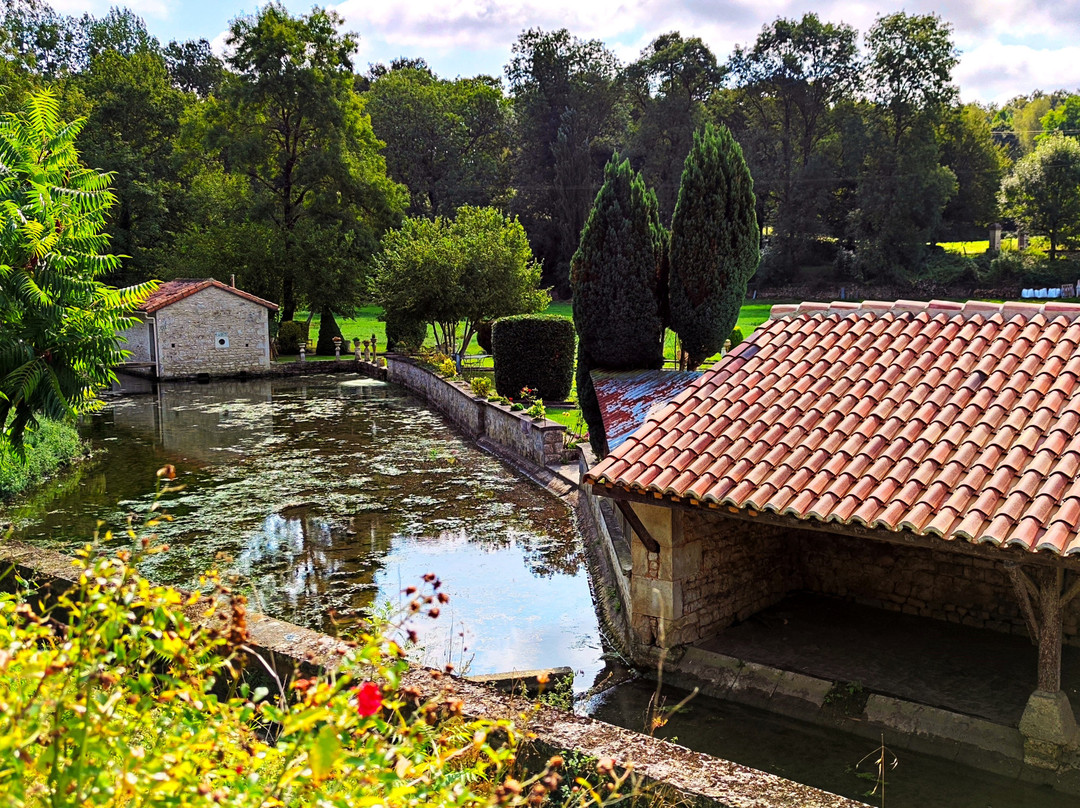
xmin=0 ymin=90 xmax=154 ymax=451
xmin=476 ymin=321 xmax=494 ymax=354
xmin=492 ymin=315 xmax=575 ymax=401
xmin=668 ymin=123 xmax=760 ymax=369
xmin=385 ymin=314 xmax=427 ymax=353
xmin=729 ymin=327 xmax=745 ymax=349
xmin=571 ymin=155 xmax=666 ymax=371
xmin=575 ymin=349 xmax=606 ymax=457
xmin=316 ymin=308 xmax=343 ymax=355
xmin=276 ymin=321 xmax=308 ymax=354
xmin=0 ymin=418 xmax=84 ymax=500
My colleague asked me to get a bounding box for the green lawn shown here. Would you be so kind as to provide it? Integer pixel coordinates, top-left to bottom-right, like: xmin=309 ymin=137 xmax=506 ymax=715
xmin=937 ymin=237 xmax=1049 ymax=256
xmin=293 ymin=299 xmax=786 ymax=437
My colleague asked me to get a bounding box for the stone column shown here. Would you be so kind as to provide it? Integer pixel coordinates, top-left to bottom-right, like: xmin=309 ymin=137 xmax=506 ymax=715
xmin=627 ymin=503 xmax=702 ymax=649
xmin=989 ymin=222 xmax=1002 ymax=253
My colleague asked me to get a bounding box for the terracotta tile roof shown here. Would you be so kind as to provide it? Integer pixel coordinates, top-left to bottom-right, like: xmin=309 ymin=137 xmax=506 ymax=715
xmin=585 ymin=299 xmax=1080 ymax=556
xmin=593 ymin=369 xmax=704 ymax=450
xmin=138 ymin=279 xmax=279 ymax=314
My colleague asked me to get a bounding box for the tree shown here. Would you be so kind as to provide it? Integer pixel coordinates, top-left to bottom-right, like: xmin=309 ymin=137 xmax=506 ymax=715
xmin=864 ymin=12 xmax=958 ymax=146
xmin=668 ymin=123 xmax=759 ymax=369
xmin=211 ymin=3 xmax=405 ymax=320
xmin=0 ymin=90 xmax=152 ymax=449
xmin=163 ymin=38 xmax=223 ymax=96
xmin=1040 ymin=95 xmax=1080 ymax=143
xmin=365 ymin=66 xmax=510 ymax=218
xmin=728 ymin=14 xmax=860 ymax=276
xmin=1001 ymin=132 xmax=1080 ymax=260
xmin=849 ymin=12 xmax=959 ymax=276
xmin=939 ymin=104 xmax=1006 ymax=233
xmin=623 ymin=32 xmax=725 ymax=218
xmin=571 ymin=155 xmax=666 ymax=370
xmin=506 ymin=28 xmax=627 ymax=292
xmin=375 ymin=206 xmax=548 ymax=360
xmin=75 ymin=47 xmax=187 ymax=285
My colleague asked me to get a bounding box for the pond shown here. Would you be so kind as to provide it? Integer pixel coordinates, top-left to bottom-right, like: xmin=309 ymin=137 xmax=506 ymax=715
xmin=3 ymin=373 xmax=604 ymax=687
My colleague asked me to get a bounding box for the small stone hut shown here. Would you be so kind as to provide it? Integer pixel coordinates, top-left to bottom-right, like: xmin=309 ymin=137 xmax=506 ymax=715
xmin=119 ymin=278 xmax=278 ymax=379
xmin=585 ymin=299 xmax=1080 ymax=768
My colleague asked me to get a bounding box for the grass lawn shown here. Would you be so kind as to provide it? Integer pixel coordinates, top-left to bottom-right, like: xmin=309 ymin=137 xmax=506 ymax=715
xmin=937 ymin=237 xmax=1049 ymax=256
xmin=294 ymin=299 xmax=787 ymax=436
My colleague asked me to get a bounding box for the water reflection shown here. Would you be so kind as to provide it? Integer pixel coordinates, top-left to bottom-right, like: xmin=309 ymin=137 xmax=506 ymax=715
xmin=3 ymin=374 xmax=603 ymax=688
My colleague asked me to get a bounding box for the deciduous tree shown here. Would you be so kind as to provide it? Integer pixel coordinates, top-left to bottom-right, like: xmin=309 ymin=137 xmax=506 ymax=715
xmin=0 ymin=90 xmax=152 ymax=449
xmin=1001 ymin=132 xmax=1080 ymax=260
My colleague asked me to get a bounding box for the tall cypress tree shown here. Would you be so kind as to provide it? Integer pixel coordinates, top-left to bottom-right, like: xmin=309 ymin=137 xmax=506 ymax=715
xmin=571 ymin=155 xmax=666 ymax=454
xmin=668 ymin=123 xmax=759 ymax=370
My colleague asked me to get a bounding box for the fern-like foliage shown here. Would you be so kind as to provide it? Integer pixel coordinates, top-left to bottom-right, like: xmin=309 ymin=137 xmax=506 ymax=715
xmin=0 ymin=89 xmax=155 ymax=452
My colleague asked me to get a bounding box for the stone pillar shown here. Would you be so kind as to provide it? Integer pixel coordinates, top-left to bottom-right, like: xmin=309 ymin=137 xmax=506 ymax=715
xmin=1018 ymin=230 xmax=1029 ymax=251
xmin=299 ymin=343 xmax=306 ymax=362
xmin=989 ymin=222 xmax=1002 ymax=253
xmin=627 ymin=503 xmax=702 ymax=649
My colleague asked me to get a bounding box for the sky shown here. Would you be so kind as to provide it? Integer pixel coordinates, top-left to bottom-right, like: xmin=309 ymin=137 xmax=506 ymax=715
xmin=53 ymin=0 xmax=1080 ymax=104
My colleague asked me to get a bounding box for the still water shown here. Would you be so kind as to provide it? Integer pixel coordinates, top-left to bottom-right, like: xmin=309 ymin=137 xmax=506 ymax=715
xmin=3 ymin=374 xmax=604 ymax=687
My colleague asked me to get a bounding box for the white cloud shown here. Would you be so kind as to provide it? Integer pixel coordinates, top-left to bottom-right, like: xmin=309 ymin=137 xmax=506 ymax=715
xmin=190 ymin=0 xmax=1080 ymax=101
xmin=52 ymin=0 xmax=174 ymax=20
xmin=957 ymin=42 xmax=1080 ymax=104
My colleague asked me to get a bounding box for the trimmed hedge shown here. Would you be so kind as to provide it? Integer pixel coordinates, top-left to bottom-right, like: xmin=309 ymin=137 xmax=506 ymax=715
xmin=385 ymin=314 xmax=427 ymax=353
xmin=276 ymin=320 xmax=309 ymax=354
xmin=492 ymin=315 xmax=575 ymax=402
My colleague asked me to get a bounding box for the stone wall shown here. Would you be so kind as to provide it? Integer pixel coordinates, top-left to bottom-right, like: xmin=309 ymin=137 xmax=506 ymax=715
xmin=118 ymin=318 xmax=152 ymax=363
xmin=624 ymin=506 xmax=1080 ymax=648
xmin=385 ymin=356 xmax=565 ymax=467
xmin=627 ymin=505 xmax=801 ymax=647
xmin=154 ymin=286 xmax=271 ymax=379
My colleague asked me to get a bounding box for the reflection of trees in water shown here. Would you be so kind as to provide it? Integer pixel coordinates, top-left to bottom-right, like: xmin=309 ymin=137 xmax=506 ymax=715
xmin=237 ymin=507 xmax=395 ymax=634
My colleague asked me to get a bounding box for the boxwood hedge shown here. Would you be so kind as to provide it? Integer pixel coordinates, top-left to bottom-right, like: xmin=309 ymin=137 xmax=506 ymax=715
xmin=492 ymin=314 xmax=575 ymax=401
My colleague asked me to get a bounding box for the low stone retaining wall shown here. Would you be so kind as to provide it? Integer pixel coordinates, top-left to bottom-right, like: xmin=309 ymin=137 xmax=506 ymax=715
xmin=0 ymin=539 xmax=866 ymax=808
xmin=385 ymin=355 xmax=565 ymax=467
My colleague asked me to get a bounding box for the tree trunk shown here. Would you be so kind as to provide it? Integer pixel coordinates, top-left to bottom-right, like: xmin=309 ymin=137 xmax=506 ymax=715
xmin=1038 ymin=568 xmax=1064 ymax=692
xmin=281 ymin=273 xmax=296 ymax=322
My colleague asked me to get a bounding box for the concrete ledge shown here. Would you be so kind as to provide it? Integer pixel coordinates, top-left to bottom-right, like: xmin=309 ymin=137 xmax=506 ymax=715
xmin=466 ymin=666 xmax=574 ymax=697
xmin=0 ymin=539 xmax=868 ymax=808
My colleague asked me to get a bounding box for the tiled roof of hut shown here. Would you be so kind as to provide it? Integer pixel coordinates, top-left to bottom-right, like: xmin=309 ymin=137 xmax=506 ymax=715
xmin=138 ymin=279 xmax=279 ymax=314
xmin=585 ymin=299 xmax=1080 ymax=556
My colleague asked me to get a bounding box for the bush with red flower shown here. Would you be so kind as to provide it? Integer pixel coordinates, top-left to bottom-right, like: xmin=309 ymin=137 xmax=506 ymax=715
xmin=0 ymin=474 xmax=632 ymax=807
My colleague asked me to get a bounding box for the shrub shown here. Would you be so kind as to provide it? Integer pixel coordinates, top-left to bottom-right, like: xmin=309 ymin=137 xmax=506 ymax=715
xmin=315 ymin=308 xmax=344 ymax=355
xmin=469 ymin=376 xmax=492 ymax=398
xmin=277 ymin=320 xmax=309 ymax=354
xmin=492 ymin=315 xmax=575 ymax=401
xmin=476 ymin=320 xmax=494 ymax=353
xmin=384 ymin=313 xmax=427 ymax=353
xmin=728 ymin=326 xmax=744 ymax=350
xmin=0 ymin=483 xmax=628 ymax=807
xmin=0 ymin=418 xmax=85 ymax=500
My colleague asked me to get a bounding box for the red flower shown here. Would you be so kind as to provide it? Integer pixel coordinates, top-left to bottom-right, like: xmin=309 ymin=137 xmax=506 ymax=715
xmin=355 ymin=681 xmax=382 ymax=717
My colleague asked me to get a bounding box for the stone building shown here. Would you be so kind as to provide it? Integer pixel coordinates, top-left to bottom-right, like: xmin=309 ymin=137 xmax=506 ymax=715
xmin=119 ymin=278 xmax=278 ymax=379
xmin=585 ymin=299 xmax=1080 ymax=776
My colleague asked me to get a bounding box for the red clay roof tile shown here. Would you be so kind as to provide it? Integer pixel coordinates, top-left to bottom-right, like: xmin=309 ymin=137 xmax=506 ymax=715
xmin=585 ymin=298 xmax=1080 ymax=556
xmin=138 ymin=278 xmax=278 ymax=313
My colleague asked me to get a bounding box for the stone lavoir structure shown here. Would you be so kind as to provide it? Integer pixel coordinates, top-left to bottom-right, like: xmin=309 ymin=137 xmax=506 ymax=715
xmin=119 ymin=278 xmax=278 ymax=379
xmin=585 ymin=299 xmax=1080 ymax=776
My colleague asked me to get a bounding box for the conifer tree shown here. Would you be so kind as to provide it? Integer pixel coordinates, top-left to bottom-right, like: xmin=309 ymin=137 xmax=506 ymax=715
xmin=571 ymin=155 xmax=666 ymax=454
xmin=668 ymin=123 xmax=759 ymax=369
